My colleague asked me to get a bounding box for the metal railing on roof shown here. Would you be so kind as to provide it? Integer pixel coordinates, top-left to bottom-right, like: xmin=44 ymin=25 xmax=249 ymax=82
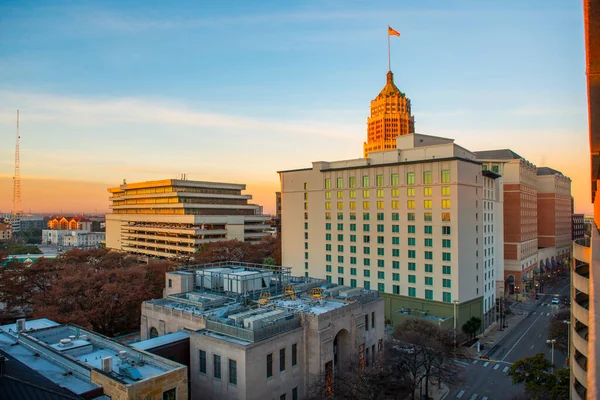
xmin=205 ymin=316 xmax=301 ymax=343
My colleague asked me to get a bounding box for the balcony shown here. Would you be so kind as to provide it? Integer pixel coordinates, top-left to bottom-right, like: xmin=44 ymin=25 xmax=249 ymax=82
xmin=573 ymin=238 xmax=591 ymax=263
xmin=573 ymin=263 xmax=590 ymax=294
xmin=573 ymin=353 xmax=588 ymax=390
xmin=573 ymin=295 xmax=589 ymax=323
xmin=573 ymin=325 xmax=589 ymax=357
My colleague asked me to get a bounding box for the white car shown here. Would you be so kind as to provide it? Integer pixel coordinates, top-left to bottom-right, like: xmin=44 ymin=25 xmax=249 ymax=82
xmin=551 ymin=297 xmax=560 ymax=305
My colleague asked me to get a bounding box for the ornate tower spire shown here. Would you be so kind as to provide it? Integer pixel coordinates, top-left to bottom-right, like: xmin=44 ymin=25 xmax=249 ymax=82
xmin=363 ymin=71 xmax=415 ymax=157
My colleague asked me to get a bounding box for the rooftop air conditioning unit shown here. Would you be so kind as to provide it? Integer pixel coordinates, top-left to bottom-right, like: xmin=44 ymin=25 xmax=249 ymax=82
xmin=102 ymin=356 xmax=113 ymax=373
xmin=16 ymin=319 xmax=26 ymax=332
xmin=59 ymin=338 xmax=72 ymax=347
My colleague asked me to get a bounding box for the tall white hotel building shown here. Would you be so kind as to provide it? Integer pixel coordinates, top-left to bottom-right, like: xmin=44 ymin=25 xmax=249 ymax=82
xmin=279 ymin=134 xmax=503 ymax=331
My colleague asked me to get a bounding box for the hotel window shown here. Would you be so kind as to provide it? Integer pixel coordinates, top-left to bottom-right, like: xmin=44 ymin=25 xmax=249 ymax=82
xmin=392 ymin=249 xmax=400 ymax=257
xmin=425 ymin=289 xmax=433 ymax=300
xmin=443 ymin=279 xmax=452 ymax=288
xmin=304 ymin=183 xmax=308 ymax=190
xmin=442 ymin=226 xmax=451 ymax=235
xmin=424 ymin=200 xmax=432 ymax=209
xmin=214 ymin=355 xmax=222 ymax=380
xmin=350 ymin=223 xmax=356 ymax=231
xmin=325 ymin=202 xmax=331 ymax=210
xmin=292 ymin=344 xmax=297 ymax=366
xmin=408 ymin=250 xmax=416 ymax=258
xmin=377 ymin=201 xmax=384 ymax=209
xmin=442 ymin=252 xmax=451 ymax=261
xmin=392 ymin=213 xmax=399 ymax=221
xmin=326 ymin=265 xmax=332 ymax=272
xmin=442 ymin=186 xmax=450 ymax=196
xmin=337 ymin=202 xmax=343 ymax=210
xmin=326 ymin=233 xmax=331 ymax=240
xmin=423 ymin=171 xmax=432 ymax=184
xmin=378 ymin=271 xmax=385 ymax=279
xmin=442 ymin=199 xmax=451 ymax=209
xmin=338 ymin=266 xmax=344 ymax=274
xmin=337 ymin=244 xmax=343 ymax=252
xmin=441 ymin=170 xmax=450 ymax=183
xmin=443 ymin=265 xmax=451 ymax=274
xmin=304 ymin=252 xmax=308 ymax=260
xmin=378 ymin=283 xmax=385 ymax=292
xmin=337 ymin=191 xmax=343 ymax=199
xmin=391 ymin=200 xmax=399 ymax=209
xmin=325 ymin=192 xmax=331 ymax=199
xmin=363 ymin=246 xmax=370 ymax=255
xmin=305 ymin=212 xmax=309 ymax=220
xmin=408 ymin=225 xmax=416 ymax=233
xmin=407 ymin=188 xmax=415 ymax=197
xmin=407 ymin=213 xmax=415 ymax=221
xmin=363 ymin=190 xmax=370 ymax=198
xmin=338 ymin=212 xmax=343 ymax=220
xmin=350 ymin=212 xmax=356 ymax=220
xmin=349 ymin=176 xmax=356 ymax=188
xmin=392 ymin=273 xmax=400 ymax=281
xmin=326 ymin=255 xmax=332 ymax=261
xmin=443 ymin=292 xmax=452 ymax=302
xmin=304 ymin=192 xmax=308 ymax=200
xmin=363 ymin=224 xmax=370 ymax=232
xmin=363 ymin=176 xmax=369 ymax=187
xmin=350 ymin=201 xmax=356 ymax=209
xmin=305 ymin=243 xmax=309 ymax=250
xmin=392 ymin=237 xmax=400 ymax=245
xmin=443 ymin=239 xmax=451 ymax=248
xmin=350 ymin=190 xmax=356 ymax=199
xmin=407 ymin=172 xmax=415 ymax=185
xmin=408 ymin=237 xmax=416 ymax=246
xmin=326 ymin=275 xmax=332 ymax=282
xmin=267 ymin=354 xmax=273 ymax=378
xmin=325 ymin=179 xmax=331 ymax=189
xmin=425 ymin=277 xmax=433 ymax=286
xmin=393 ymin=261 xmax=400 ymax=269
xmin=363 ymin=212 xmax=370 ymax=220
xmin=351 ymin=279 xmax=357 ymax=288
xmin=408 ymin=262 xmax=416 ymax=271
xmin=337 ymin=177 xmax=343 ymax=188
xmin=229 ymin=359 xmax=237 ymax=385
xmin=424 ymin=251 xmax=433 ymax=260
xmin=423 ymin=187 xmax=432 ymax=196
xmin=364 ymin=269 xmax=370 ymax=277
xmin=338 ymin=256 xmax=344 ymax=263
xmin=424 ymin=212 xmax=432 ymax=221
xmin=377 ymin=248 xmax=384 ymax=256
xmin=199 ymin=350 xmax=207 ymax=374
xmin=407 ymin=200 xmax=415 ymax=209
xmin=393 ymin=285 xmax=400 ymax=294
xmin=326 ymin=223 xmax=331 ymax=230
xmin=377 ymin=224 xmax=384 ymax=232
xmin=442 ymin=213 xmax=451 ymax=222
xmin=425 ymin=264 xmax=433 ymax=273
xmin=363 ymin=201 xmax=370 ymax=209
xmin=377 ymin=213 xmax=384 ymax=221
xmin=408 ymin=287 xmax=416 ymax=297
xmin=376 ymin=175 xmax=384 ymax=187
xmin=424 ymin=238 xmax=433 ymax=247
xmin=377 ymin=259 xmax=384 ymax=268
xmin=377 ymin=236 xmax=384 ymax=244
xmin=392 ymin=225 xmax=400 ymax=233
xmin=377 ymin=189 xmax=384 ymax=198
xmin=351 ymin=267 xmax=357 ymax=275
xmin=350 ymin=235 xmax=356 ymax=243
xmin=391 ymin=173 xmax=399 ymax=185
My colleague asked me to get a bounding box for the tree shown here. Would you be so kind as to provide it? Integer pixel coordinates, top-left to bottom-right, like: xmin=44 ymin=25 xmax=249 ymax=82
xmin=392 ymin=318 xmax=466 ymax=399
xmin=7 ymin=244 xmax=42 ymax=255
xmin=547 ymin=309 xmax=569 ymax=352
xmin=462 ymin=317 xmax=482 ymax=340
xmin=508 ymin=353 xmax=569 ymax=400
xmin=190 ymin=237 xmax=280 ymax=265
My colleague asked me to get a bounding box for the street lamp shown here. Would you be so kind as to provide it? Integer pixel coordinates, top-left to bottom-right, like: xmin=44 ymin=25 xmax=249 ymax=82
xmin=546 ymin=339 xmax=556 ymax=373
xmin=563 ymin=320 xmax=571 ymax=366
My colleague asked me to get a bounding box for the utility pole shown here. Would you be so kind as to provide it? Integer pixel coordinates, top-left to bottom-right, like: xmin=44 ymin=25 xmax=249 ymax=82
xmin=546 ymin=339 xmax=556 ymax=373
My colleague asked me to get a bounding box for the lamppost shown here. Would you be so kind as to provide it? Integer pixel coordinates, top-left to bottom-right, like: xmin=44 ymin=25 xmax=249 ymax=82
xmin=563 ymin=320 xmax=571 ymax=366
xmin=453 ymin=300 xmax=459 ymax=355
xmin=546 ymin=339 xmax=556 ymax=373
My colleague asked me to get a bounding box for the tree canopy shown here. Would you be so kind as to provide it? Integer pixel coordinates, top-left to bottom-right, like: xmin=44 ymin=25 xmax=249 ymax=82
xmin=508 ymin=353 xmax=569 ymax=400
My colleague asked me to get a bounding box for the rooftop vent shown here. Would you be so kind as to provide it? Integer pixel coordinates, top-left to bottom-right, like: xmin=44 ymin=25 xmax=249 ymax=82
xmin=16 ymin=319 xmax=25 ymax=332
xmin=101 ymin=356 xmax=113 ymax=373
xmin=59 ymin=338 xmax=72 ymax=347
xmin=119 ymin=350 xmax=128 ymax=361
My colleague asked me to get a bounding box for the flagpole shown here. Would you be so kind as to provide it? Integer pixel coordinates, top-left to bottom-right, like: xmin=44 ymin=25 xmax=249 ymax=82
xmin=388 ymin=29 xmax=391 ymax=72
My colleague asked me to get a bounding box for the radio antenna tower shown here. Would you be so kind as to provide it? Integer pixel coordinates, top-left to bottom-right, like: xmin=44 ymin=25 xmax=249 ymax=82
xmin=12 ymin=110 xmax=22 ymax=215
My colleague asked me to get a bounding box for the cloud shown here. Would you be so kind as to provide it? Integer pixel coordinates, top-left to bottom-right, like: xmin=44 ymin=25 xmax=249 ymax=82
xmin=0 ymin=90 xmax=356 ymax=139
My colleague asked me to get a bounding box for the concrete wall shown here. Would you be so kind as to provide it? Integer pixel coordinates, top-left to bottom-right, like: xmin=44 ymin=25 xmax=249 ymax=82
xmin=141 ymin=303 xmax=207 ymax=340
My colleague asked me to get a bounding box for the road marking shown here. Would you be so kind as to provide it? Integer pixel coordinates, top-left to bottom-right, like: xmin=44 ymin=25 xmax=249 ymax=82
xmin=454 ymin=359 xmax=469 ymax=366
xmin=533 ymin=311 xmax=536 ymax=314
xmin=503 ymin=366 xmax=509 ymax=373
xmin=493 ymin=364 xmax=500 ymax=370
xmin=481 ymin=397 xmax=488 ymax=400
xmin=546 ymin=313 xmax=550 ymax=316
xmin=468 ymin=395 xmax=477 ymax=400
xmin=538 ymin=333 xmax=541 ymax=338
xmin=483 ymin=361 xmax=490 ymax=367
xmin=501 ymin=313 xmax=543 ymax=361
xmin=456 ymin=390 xmax=465 ymax=398
xmin=472 ymin=360 xmax=478 ymax=364
xmin=530 ymin=345 xmax=534 ymax=350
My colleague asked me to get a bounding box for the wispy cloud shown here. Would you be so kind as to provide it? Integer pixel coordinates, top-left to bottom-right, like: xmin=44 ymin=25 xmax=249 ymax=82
xmin=0 ymin=90 xmax=357 ymax=139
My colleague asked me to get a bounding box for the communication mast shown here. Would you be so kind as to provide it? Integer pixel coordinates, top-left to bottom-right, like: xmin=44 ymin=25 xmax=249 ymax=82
xmin=12 ymin=110 xmax=22 ymax=215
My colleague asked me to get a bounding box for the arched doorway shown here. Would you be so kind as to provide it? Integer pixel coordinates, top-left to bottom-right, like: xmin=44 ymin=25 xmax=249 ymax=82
xmin=333 ymin=329 xmax=351 ymax=373
xmin=149 ymin=327 xmax=159 ymax=338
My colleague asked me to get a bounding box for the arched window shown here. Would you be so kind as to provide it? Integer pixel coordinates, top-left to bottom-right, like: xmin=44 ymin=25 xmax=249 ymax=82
xmin=149 ymin=327 xmax=159 ymax=339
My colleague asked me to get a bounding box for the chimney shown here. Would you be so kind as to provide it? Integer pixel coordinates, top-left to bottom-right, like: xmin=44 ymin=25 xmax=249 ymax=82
xmin=16 ymin=319 xmax=25 ymax=332
xmin=101 ymin=357 xmax=113 ymax=373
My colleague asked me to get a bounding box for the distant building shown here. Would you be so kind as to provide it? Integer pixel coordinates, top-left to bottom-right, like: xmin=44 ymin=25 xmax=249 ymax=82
xmin=0 ymin=223 xmax=12 ymax=240
xmin=536 ymin=167 xmax=572 ymax=256
xmin=275 ymin=191 xmax=282 ymax=235
xmin=19 ymin=215 xmax=45 ymax=232
xmin=105 ymin=179 xmax=270 ymax=258
xmin=42 ymin=229 xmax=105 ymax=248
xmin=140 ymin=261 xmax=384 ymax=400
xmin=572 ymin=213 xmax=585 ymax=241
xmin=47 ymin=216 xmax=92 ymax=232
xmin=363 ymin=71 xmax=415 ymax=157
xmin=0 ymin=318 xmax=188 ymax=399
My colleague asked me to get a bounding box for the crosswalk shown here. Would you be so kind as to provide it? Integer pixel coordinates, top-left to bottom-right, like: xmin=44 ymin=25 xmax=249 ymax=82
xmin=451 ymin=359 xmax=513 ymax=399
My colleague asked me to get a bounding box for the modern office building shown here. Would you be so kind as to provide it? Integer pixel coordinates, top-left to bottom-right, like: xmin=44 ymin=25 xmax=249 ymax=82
xmin=0 ymin=214 xmax=44 ymax=233
xmin=0 ymin=319 xmax=188 ymax=399
xmin=105 ymin=179 xmax=270 ymax=258
xmin=572 ymin=213 xmax=585 ymax=241
xmin=140 ymin=261 xmax=384 ymax=400
xmin=279 ymin=133 xmax=502 ymax=330
xmin=363 ymin=71 xmax=415 ymax=157
xmin=570 ymin=1 xmax=599 ymax=398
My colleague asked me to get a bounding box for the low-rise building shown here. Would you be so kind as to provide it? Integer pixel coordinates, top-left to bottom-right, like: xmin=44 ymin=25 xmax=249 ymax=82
xmin=47 ymin=216 xmax=92 ymax=232
xmin=0 ymin=318 xmax=188 ymax=399
xmin=0 ymin=223 xmax=12 ymax=240
xmin=42 ymin=229 xmax=105 ymax=248
xmin=141 ymin=261 xmax=384 ymax=400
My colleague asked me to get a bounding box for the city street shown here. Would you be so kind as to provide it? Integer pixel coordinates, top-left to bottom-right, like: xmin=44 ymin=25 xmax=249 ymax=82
xmin=447 ymin=280 xmax=570 ymax=400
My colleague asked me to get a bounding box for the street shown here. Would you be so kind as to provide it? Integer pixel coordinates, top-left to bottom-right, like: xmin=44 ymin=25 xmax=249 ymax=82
xmin=447 ymin=280 xmax=570 ymax=400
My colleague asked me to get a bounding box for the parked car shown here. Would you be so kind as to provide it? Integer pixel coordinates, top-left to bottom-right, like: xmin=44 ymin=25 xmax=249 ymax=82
xmin=551 ymin=296 xmax=560 ymax=305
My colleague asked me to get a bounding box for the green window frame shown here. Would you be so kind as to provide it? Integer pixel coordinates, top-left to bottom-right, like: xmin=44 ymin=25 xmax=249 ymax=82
xmin=443 ymin=279 xmax=452 ymax=288
xmin=392 ymin=273 xmax=400 ymax=281
xmin=377 ymin=271 xmax=385 ymax=279
xmin=364 ymin=269 xmax=371 ymax=277
xmin=425 ymin=264 xmax=433 ymax=273
xmin=424 ymin=238 xmax=433 ymax=247
xmin=392 ymin=261 xmax=400 ymax=269
xmin=408 ymin=262 xmax=416 ymax=271
xmin=442 ymin=265 xmax=451 ymax=275
xmin=407 ymin=172 xmax=415 ymax=185
xmin=408 ymin=287 xmax=416 ymax=297
xmin=423 ymin=171 xmax=432 ymax=184
xmin=408 ymin=275 xmax=416 ymax=283
xmin=408 ymin=250 xmax=416 ymax=258
xmin=425 ymin=289 xmax=433 ymax=300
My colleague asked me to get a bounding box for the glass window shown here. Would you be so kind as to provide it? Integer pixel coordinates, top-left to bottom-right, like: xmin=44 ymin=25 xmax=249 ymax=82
xmin=363 ymin=212 xmax=370 ymax=220
xmin=363 ymin=189 xmax=370 ymax=198
xmin=378 ymin=271 xmax=385 ymax=279
xmin=391 ymin=173 xmax=399 ymax=185
xmin=325 ymin=244 xmax=331 ymax=251
xmin=362 ymin=176 xmax=369 ymax=187
xmin=425 ymin=277 xmax=433 ymax=286
xmin=350 ymin=257 xmax=356 ymax=265
xmin=407 ymin=200 xmax=415 ymax=209
xmin=423 ymin=187 xmax=432 ymax=196
xmin=392 ymin=188 xmax=399 ymax=197
xmin=377 ymin=259 xmax=384 ymax=268
xmin=350 ymin=245 xmax=356 ymax=253
xmin=229 ymin=359 xmax=237 ymax=385
xmin=364 ymin=269 xmax=370 ymax=277
xmin=408 ymin=250 xmax=416 ymax=258
xmin=338 ymin=266 xmax=344 ymax=274
xmin=337 ymin=177 xmax=343 ymax=188
xmin=442 ymin=186 xmax=450 ymax=196
xmin=377 ymin=213 xmax=384 ymax=221
xmin=351 ymin=278 xmax=357 ymax=287
xmin=304 ymin=183 xmax=308 ymax=190
xmin=326 ymin=255 xmax=332 ymax=262
xmin=292 ymin=344 xmax=297 ymax=366
xmin=407 ymin=172 xmax=415 ymax=185
xmin=442 ymin=199 xmax=451 ymax=209
xmin=364 ymin=281 xmax=371 ymax=290
xmin=443 ymin=265 xmax=452 ymax=274
xmin=424 ymin=251 xmax=433 ymax=260
xmin=349 ymin=176 xmax=356 ymax=188
xmin=337 ymin=255 xmax=344 ymax=263
xmin=408 ymin=225 xmax=416 ymax=233
xmin=376 ymin=175 xmax=384 ymax=187
xmin=443 ymin=292 xmax=452 ymax=302
xmin=408 ymin=237 xmax=416 ymax=246
xmin=267 ymin=354 xmax=273 ymax=378
xmin=364 ymin=235 xmax=370 ymax=243
xmin=326 ymin=265 xmax=332 ymax=272
xmin=408 ymin=275 xmax=416 ymax=283
xmin=425 ymin=289 xmax=433 ymax=300
xmin=377 ymin=224 xmax=384 ymax=232
xmin=392 ymin=225 xmax=399 ymax=233
xmin=424 ymin=200 xmax=432 ymax=209
xmin=337 ymin=234 xmax=343 ymax=241
xmin=325 ymin=178 xmax=331 ymax=189
xmin=443 ymin=279 xmax=452 ymax=288
xmin=442 ymin=226 xmax=451 ymax=235
xmin=337 ymin=202 xmax=343 ymax=210
xmin=393 ymin=285 xmax=400 ymax=294
xmin=392 ymin=249 xmax=400 ymax=257
xmin=377 ymin=236 xmax=384 ymax=244
xmin=214 ymin=354 xmax=222 ymax=380
xmin=199 ymin=350 xmax=206 ymax=374
xmin=443 ymin=252 xmax=451 ymax=261
xmin=407 ymin=213 xmax=415 ymax=221
xmin=392 ymin=237 xmax=400 ymax=245
xmin=391 ymin=200 xmax=399 ymax=209
xmin=377 ymin=248 xmax=384 ymax=256
xmin=325 ymin=202 xmax=331 ymax=210
xmin=364 ymin=258 xmax=371 ymax=266
xmin=377 ymin=189 xmax=384 ymax=198
xmin=408 ymin=287 xmax=416 ymax=297
xmin=407 ymin=188 xmax=415 ymax=197
xmin=424 ymin=238 xmax=433 ymax=247
xmin=425 ymin=264 xmax=433 ymax=273
xmin=423 ymin=171 xmax=432 ymax=184
xmin=351 ymin=267 xmax=357 ymax=275
xmin=442 ymin=212 xmax=451 ymax=222
xmin=326 ymin=275 xmax=332 ymax=283
xmin=392 ymin=213 xmax=399 ymax=221
xmin=350 ymin=235 xmax=356 ymax=242
xmin=424 ymin=212 xmax=432 ymax=221
xmin=443 ymin=239 xmax=451 ymax=248
xmin=408 ymin=262 xmax=416 ymax=271
xmin=363 ymin=201 xmax=370 ymax=209
xmin=325 ymin=192 xmax=331 ymax=199
xmin=393 ymin=273 xmax=400 ymax=281
xmin=377 ymin=201 xmax=384 ymax=209
xmin=378 ymin=283 xmax=385 ymax=292
xmin=441 ymin=170 xmax=450 ymax=183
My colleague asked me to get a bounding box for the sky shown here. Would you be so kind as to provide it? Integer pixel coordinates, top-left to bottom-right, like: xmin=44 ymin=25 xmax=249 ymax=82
xmin=0 ymin=0 xmax=591 ymax=215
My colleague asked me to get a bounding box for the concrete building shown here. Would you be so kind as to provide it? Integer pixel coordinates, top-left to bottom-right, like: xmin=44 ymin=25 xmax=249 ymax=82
xmin=0 ymin=318 xmax=188 ymax=399
xmin=363 ymin=71 xmax=415 ymax=157
xmin=140 ymin=261 xmax=384 ymax=400
xmin=42 ymin=229 xmax=105 ymax=248
xmin=47 ymin=216 xmax=92 ymax=232
xmin=572 ymin=213 xmax=585 ymax=241
xmin=279 ymin=133 xmax=502 ymax=331
xmin=19 ymin=214 xmax=45 ymax=232
xmin=0 ymin=213 xmax=22 ymax=233
xmin=0 ymin=223 xmax=12 ymax=240
xmin=475 ymin=150 xmax=539 ymax=295
xmin=105 ymin=179 xmax=270 ymax=258
xmin=570 ymin=1 xmax=600 ymax=398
